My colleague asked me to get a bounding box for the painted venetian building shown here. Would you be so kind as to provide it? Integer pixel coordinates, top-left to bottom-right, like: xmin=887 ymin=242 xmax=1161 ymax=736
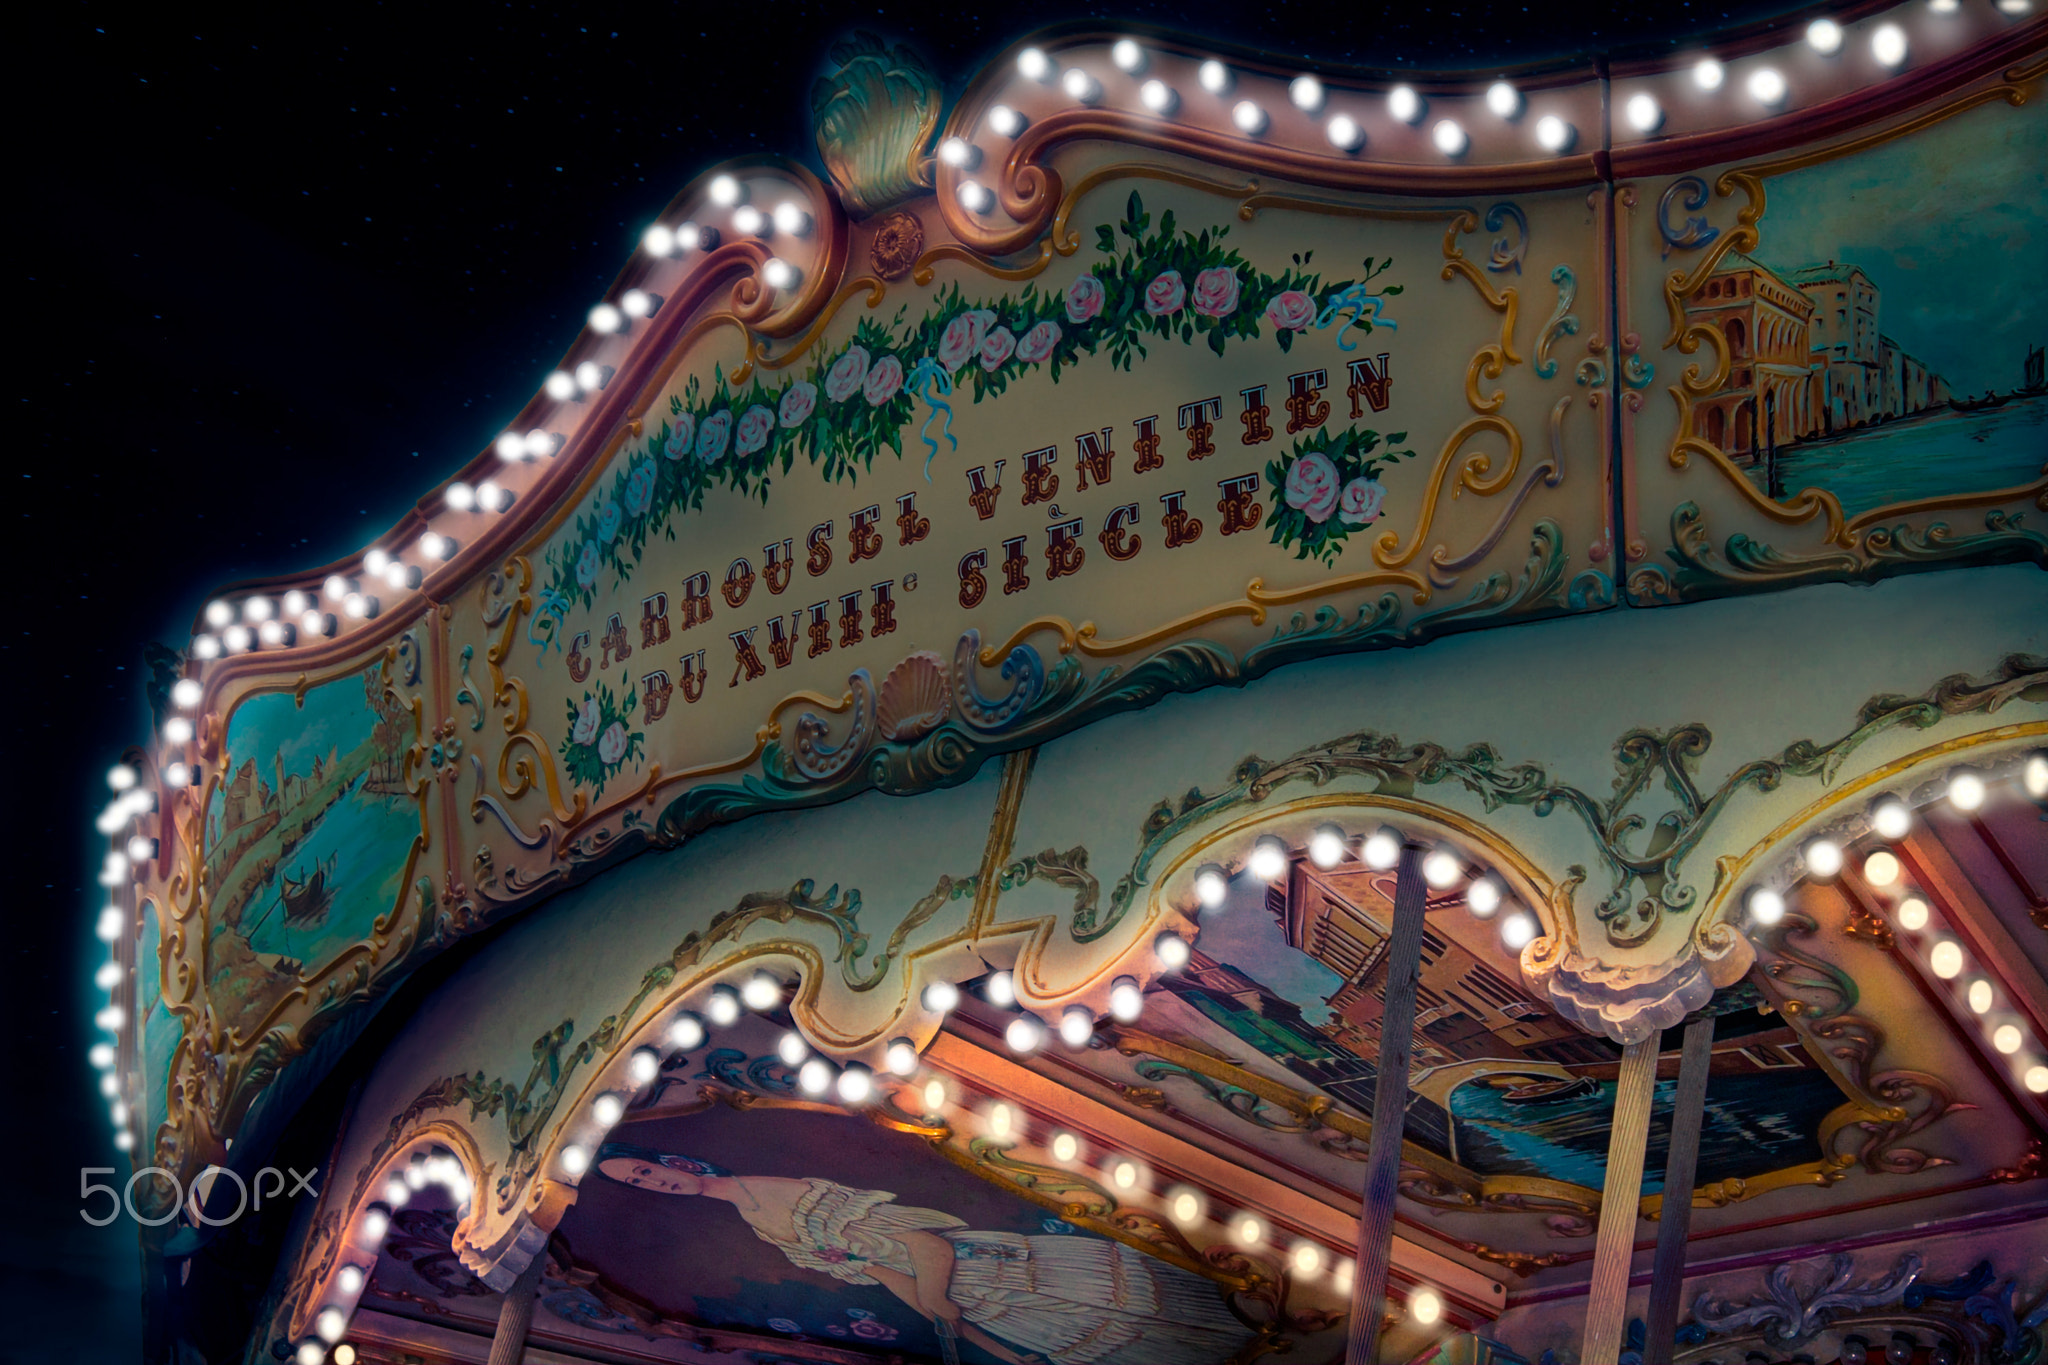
xmin=84 ymin=11 xmax=2048 ymax=1365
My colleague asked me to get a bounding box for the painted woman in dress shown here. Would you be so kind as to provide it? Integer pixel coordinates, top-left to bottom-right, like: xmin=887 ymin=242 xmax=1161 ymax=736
xmin=595 ymin=1143 xmax=1249 ymax=1365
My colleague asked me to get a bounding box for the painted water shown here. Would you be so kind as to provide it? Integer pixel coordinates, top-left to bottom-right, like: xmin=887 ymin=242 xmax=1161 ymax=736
xmin=236 ymin=775 xmax=419 ymax=966
xmin=1759 ymin=395 xmax=2046 ymax=522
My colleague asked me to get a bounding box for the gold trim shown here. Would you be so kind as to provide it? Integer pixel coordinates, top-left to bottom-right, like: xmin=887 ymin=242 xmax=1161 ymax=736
xmin=753 ymin=277 xmax=888 ymax=373
xmin=970 ymin=749 xmax=1038 ymax=933
xmin=912 ymin=240 xmax=1055 ymax=286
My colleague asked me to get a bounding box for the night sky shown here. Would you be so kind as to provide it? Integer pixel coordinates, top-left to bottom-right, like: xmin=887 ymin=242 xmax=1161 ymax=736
xmin=13 ymin=2 xmax=1807 ymax=1358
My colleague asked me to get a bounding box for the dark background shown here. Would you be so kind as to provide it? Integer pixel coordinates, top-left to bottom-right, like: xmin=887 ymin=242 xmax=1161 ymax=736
xmin=11 ymin=1 xmax=1808 ymax=1358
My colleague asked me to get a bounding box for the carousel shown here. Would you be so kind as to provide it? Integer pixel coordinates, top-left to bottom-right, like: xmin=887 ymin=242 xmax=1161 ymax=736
xmin=89 ymin=10 xmax=2047 ymax=1365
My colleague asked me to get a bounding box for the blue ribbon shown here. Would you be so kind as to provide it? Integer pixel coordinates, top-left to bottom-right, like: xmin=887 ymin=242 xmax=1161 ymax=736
xmin=528 ymin=587 xmax=571 ymax=662
xmin=1315 ymin=285 xmax=1398 ymax=352
xmin=907 ymin=356 xmax=957 ymax=481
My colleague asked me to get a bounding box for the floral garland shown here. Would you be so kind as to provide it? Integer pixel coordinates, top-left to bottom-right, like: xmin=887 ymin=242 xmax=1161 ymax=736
xmin=541 ymin=191 xmax=1400 ymax=611
xmin=1265 ymin=427 xmax=1415 ymax=565
xmin=559 ymin=680 xmax=643 ymax=791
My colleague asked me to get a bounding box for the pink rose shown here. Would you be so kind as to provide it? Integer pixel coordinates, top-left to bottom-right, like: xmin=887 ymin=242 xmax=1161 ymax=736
xmin=662 ymin=412 xmax=695 ymax=460
xmin=863 ymin=354 xmax=904 ymax=405
xmin=597 ymin=721 xmax=628 ymax=766
xmin=1265 ymin=289 xmax=1317 ymax=331
xmin=824 ymin=345 xmax=870 ymax=402
xmin=1192 ymin=267 xmax=1241 ymax=319
xmin=778 ymin=380 xmax=817 ymax=427
xmin=1144 ymin=270 xmax=1186 ymax=317
xmin=937 ymin=310 xmax=992 ymax=371
xmin=734 ymin=405 xmax=776 ymax=457
xmin=571 ymin=698 xmax=600 ymax=746
xmin=622 ymin=462 xmax=657 ymax=517
xmin=980 ymin=326 xmax=1016 ymax=371
xmin=1015 ymin=320 xmax=1061 ymax=364
xmin=1283 ymin=450 xmax=1342 ymax=523
xmin=1337 ymin=477 xmax=1386 ymax=525
xmin=1065 ymin=274 xmax=1104 ymax=324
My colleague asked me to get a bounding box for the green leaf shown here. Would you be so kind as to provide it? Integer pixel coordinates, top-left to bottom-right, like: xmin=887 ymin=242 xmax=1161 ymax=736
xmin=1277 ymin=330 xmax=1294 ymax=353
xmin=1096 ymin=224 xmax=1117 ymax=254
xmin=1207 ymin=328 xmax=1227 ymax=357
xmin=1387 ymin=432 xmax=1407 ymax=444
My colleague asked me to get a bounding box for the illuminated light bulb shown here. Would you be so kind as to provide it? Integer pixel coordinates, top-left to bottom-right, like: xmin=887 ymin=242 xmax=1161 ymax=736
xmin=1199 ymin=61 xmax=1231 ymax=94
xmin=706 ymin=986 xmax=742 ymax=1026
xmin=100 ymin=1073 xmax=118 ymax=1098
xmin=922 ymin=980 xmax=961 ymax=1014
xmin=707 ymin=174 xmax=742 ymax=206
xmin=1433 ymin=118 xmax=1469 ymax=155
xmin=495 ymin=434 xmax=528 ymax=466
xmin=1485 ymin=81 xmax=1521 ymax=118
xmin=1235 ymin=1216 xmax=1263 ymax=1246
xmin=729 ymin=203 xmax=765 ymax=234
xmin=1872 ymin=23 xmax=1908 ymax=66
xmin=1897 ymin=897 xmax=1930 ymax=932
xmin=382 ymin=1178 xmax=408 ymax=1207
xmin=1231 ymin=100 xmax=1268 ymax=134
xmin=342 ymin=594 xmax=370 ymax=620
xmin=1155 ymin=933 xmax=1191 ymax=969
xmin=1171 ymin=1190 xmax=1200 ymax=1224
xmin=675 ymin=221 xmax=705 ymax=251
xmin=544 ymin=370 xmax=577 ymax=401
xmin=1326 ymin=114 xmax=1364 ymax=151
xmin=574 ymin=361 xmax=607 ymax=392
xmin=96 ymin=1005 xmax=125 ymax=1031
xmin=588 ymin=303 xmax=623 ymax=334
xmin=1748 ymin=68 xmax=1788 ymax=105
xmin=621 ymin=289 xmax=657 ymax=318
xmin=937 ymin=136 xmax=975 ymax=167
xmin=1467 ymin=874 xmax=1504 ymax=917
xmin=1051 ymin=1132 xmax=1079 ymax=1162
xmin=243 ymin=596 xmax=274 ymax=623
xmin=204 ymin=600 xmax=234 ymax=629
xmin=1017 ymin=47 xmax=1051 ymax=81
xmin=421 ymin=533 xmax=456 ymax=561
xmin=836 ymin=1063 xmax=873 ymax=1105
xmin=316 ymin=1308 xmax=347 ymax=1342
xmin=778 ymin=1031 xmax=809 ymax=1067
xmin=772 ymin=202 xmax=811 ymax=236
xmin=1111 ymin=39 xmax=1144 ymax=72
xmin=281 ymin=590 xmax=308 ymax=617
xmin=1948 ymin=772 xmax=1985 ymax=811
xmin=323 ymin=574 xmax=353 ymax=601
xmin=2026 ymin=1065 xmax=2048 ymax=1094
xmin=667 ymin=1012 xmax=706 ymax=1051
xmin=335 ymin=1346 xmax=357 ymax=1365
xmin=125 ymin=835 xmax=156 ymax=864
xmin=742 ymin=973 xmax=782 ymax=1011
xmin=1109 ymin=976 xmax=1143 ymax=1023
xmin=164 ymin=716 xmax=194 ymax=744
xmin=383 ymin=562 xmax=417 ymax=591
xmin=476 ymin=482 xmax=508 ymax=513
xmin=1694 ymin=57 xmax=1725 ymax=89
xmin=987 ymin=971 xmax=1017 ymax=1008
xmin=90 ymin=1042 xmax=115 ymax=1069
xmin=164 ymin=763 xmax=192 ymax=789
xmin=989 ymin=1103 xmax=1018 ymax=1140
xmin=1361 ymin=827 xmax=1400 ymax=870
xmin=1805 ymin=839 xmax=1844 ymax=878
xmin=762 ymin=258 xmax=800 ymax=291
xmin=256 ymin=620 xmax=288 ymax=647
xmin=1193 ymin=864 xmax=1229 ymax=908
xmin=1806 ymin=18 xmax=1843 ymax=53
xmin=96 ymin=804 xmax=127 ymax=836
xmin=446 ymin=483 xmax=476 ymax=513
xmin=1625 ymin=92 xmax=1663 ymax=132
xmin=1863 ymin=851 xmax=1901 ymax=886
xmin=885 ymin=1038 xmax=917 ymax=1076
xmin=1388 ymin=84 xmax=1423 ymax=122
xmin=96 ymin=907 xmax=123 ymax=942
xmin=1139 ymin=80 xmax=1177 ymax=114
xmin=956 ymin=181 xmax=994 ymax=214
xmin=987 ymin=105 xmax=1023 ymax=137
xmin=113 ymin=1131 xmax=133 ymax=1152
xmin=627 ymin=1046 xmax=662 ymax=1084
xmin=1747 ymin=888 xmax=1786 ymax=925
xmin=1292 ymin=1243 xmax=1322 ymax=1275
xmin=1501 ymin=911 xmax=1538 ymax=950
xmin=1112 ymin=1161 xmax=1137 ymax=1189
xmin=1006 ymin=1015 xmax=1045 ymax=1054
xmin=1411 ymin=1289 xmax=1443 ymax=1325
xmin=1422 ymin=846 xmax=1464 ymax=888
xmin=1290 ymin=76 xmax=1325 ymax=111
xmin=1248 ymin=835 xmax=1288 ymax=881
xmin=559 ymin=1145 xmax=590 ymax=1176
xmin=104 ymin=851 xmax=129 ymax=880
xmin=923 ymin=1079 xmax=947 ymax=1113
xmin=192 ymin=635 xmax=220 ymax=660
xmin=107 ymin=764 xmax=138 ymax=792
xmin=338 ymin=1265 xmax=365 ymax=1296
xmin=122 ymin=789 xmax=155 ymax=816
xmin=1930 ymin=940 xmax=1964 ymax=979
xmin=2024 ymin=753 xmax=2048 ymax=799
xmin=643 ymin=223 xmax=674 ymax=256
xmin=1059 ymin=1006 xmax=1094 ymax=1048
xmin=1062 ymin=68 xmax=1102 ymax=105
xmin=797 ymin=1057 xmax=833 ymax=1095
xmin=360 ymin=1209 xmax=389 ymax=1243
xmin=223 ymin=625 xmax=252 ymax=654
xmin=1871 ymin=799 xmax=1911 ymax=840
xmin=1308 ymin=824 xmax=1347 ymax=868
xmin=1994 ymin=1025 xmax=2024 ymax=1055
xmin=1968 ymin=980 xmax=1994 ymax=1014
xmin=297 ymin=1343 xmax=325 ymax=1365
xmin=1535 ymin=115 xmax=1574 ymax=151
xmin=109 ymin=1099 xmax=128 ymax=1125
xmin=96 ymin=961 xmax=122 ymax=991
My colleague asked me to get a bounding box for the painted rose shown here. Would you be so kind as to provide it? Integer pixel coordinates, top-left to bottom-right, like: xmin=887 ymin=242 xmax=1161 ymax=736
xmin=662 ymin=411 xmax=695 ymax=460
xmin=1283 ymin=450 xmax=1342 ymax=523
xmin=1144 ymin=269 xmax=1186 ymax=317
xmin=777 ymin=380 xmax=817 ymax=428
xmin=1191 ymin=266 xmax=1241 ymax=319
xmin=863 ymin=353 xmax=904 ymax=405
xmin=734 ymin=404 xmax=776 ymax=457
xmin=766 ymin=1319 xmax=801 ymax=1336
xmin=979 ymin=325 xmax=1016 ymax=371
xmin=597 ymin=721 xmax=629 ymax=766
xmin=936 ymin=309 xmax=993 ymax=371
xmin=848 ymin=1319 xmax=898 ymax=1341
xmin=595 ymin=501 xmax=622 ymax=544
xmin=695 ymin=410 xmax=731 ymax=463
xmin=1015 ymin=319 xmax=1061 ymax=364
xmin=573 ymin=541 xmax=600 ymax=588
xmin=1338 ymin=477 xmax=1387 ymax=525
xmin=824 ymin=345 xmax=870 ymax=402
xmin=622 ymin=462 xmax=657 ymax=517
xmin=1264 ymin=288 xmax=1317 ymax=331
xmin=571 ymin=697 xmax=600 ymax=746
xmin=1064 ymin=272 xmax=1105 ymax=324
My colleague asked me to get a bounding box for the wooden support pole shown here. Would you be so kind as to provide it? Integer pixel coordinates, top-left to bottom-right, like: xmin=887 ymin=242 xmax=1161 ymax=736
xmin=1643 ymin=1015 xmax=1716 ymax=1365
xmin=1344 ymin=841 xmax=1429 ymax=1365
xmin=485 ymin=1251 xmax=547 ymax=1365
xmin=1581 ymin=1037 xmax=1660 ymax=1365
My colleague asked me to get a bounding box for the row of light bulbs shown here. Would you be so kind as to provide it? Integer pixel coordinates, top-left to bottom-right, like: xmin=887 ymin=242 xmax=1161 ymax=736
xmin=297 ymin=1150 xmax=471 ymax=1363
xmin=1744 ymin=756 xmax=2048 ymax=1098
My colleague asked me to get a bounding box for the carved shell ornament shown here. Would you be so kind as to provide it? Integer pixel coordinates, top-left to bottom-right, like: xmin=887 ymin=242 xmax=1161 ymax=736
xmin=876 ymin=651 xmax=951 ymax=741
xmin=810 ymin=32 xmax=941 ymax=217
